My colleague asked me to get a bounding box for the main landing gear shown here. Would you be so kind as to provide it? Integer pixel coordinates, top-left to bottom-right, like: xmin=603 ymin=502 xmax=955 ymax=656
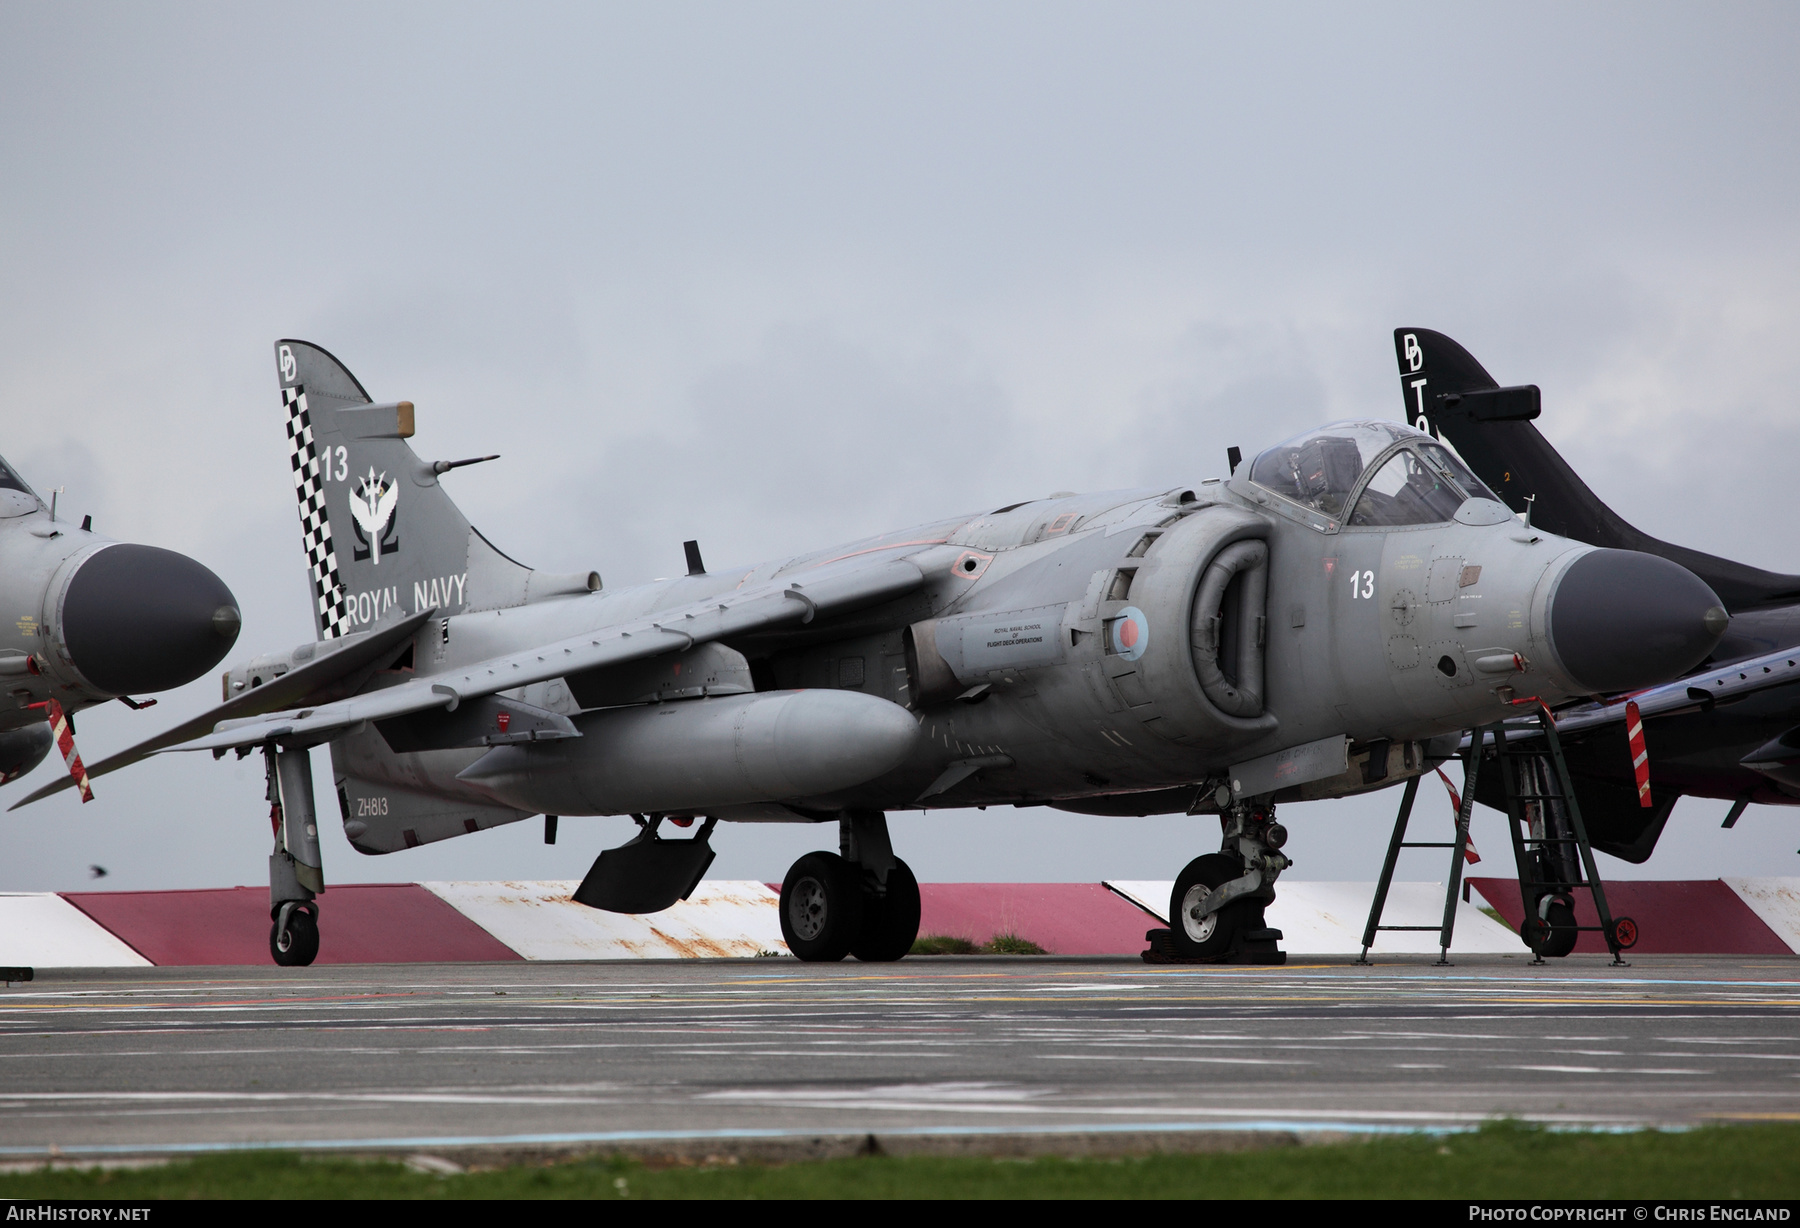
xmin=264 ymin=744 xmax=325 ymax=967
xmin=1164 ymin=795 xmax=1289 ymax=964
xmin=779 ymin=810 xmax=921 ymax=962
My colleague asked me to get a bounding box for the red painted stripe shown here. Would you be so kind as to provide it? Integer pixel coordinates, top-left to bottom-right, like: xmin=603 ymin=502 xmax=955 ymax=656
xmin=1626 ymin=699 xmax=1651 ymax=807
xmin=1466 ymin=877 xmax=1791 ymax=954
xmin=1433 ymin=768 xmax=1480 ymax=863
xmin=47 ymin=698 xmax=92 ymax=802
xmin=61 ymin=884 xmax=523 ymax=966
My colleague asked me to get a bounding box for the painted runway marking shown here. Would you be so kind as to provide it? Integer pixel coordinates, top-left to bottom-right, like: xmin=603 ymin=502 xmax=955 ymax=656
xmin=0 ymin=956 xmax=1793 ymax=1153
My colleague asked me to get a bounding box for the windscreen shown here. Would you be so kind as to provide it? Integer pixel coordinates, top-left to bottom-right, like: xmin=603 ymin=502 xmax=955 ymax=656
xmin=1417 ymin=441 xmax=1500 ymax=504
xmin=1348 ymin=449 xmax=1467 ymax=526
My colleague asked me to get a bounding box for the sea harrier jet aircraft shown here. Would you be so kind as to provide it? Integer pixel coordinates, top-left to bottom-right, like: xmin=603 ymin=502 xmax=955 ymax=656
xmin=15 ymin=340 xmax=1728 ymax=966
xmin=0 ymin=453 xmax=239 ymax=794
xmin=1394 ymin=327 xmax=1800 ymax=862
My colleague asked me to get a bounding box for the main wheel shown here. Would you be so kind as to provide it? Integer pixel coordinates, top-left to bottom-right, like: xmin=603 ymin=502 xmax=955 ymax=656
xmin=269 ymin=907 xmax=320 ymax=967
xmin=852 ymin=858 xmax=921 ymax=962
xmin=1169 ymin=853 xmax=1259 ymax=961
xmin=1525 ymin=896 xmax=1579 ymax=958
xmin=780 ymin=851 xmax=865 ymax=962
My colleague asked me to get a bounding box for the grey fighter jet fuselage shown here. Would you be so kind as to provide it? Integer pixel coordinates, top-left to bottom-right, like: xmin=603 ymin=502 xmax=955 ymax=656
xmin=23 ymin=340 xmax=1727 ymax=966
xmin=0 ymin=454 xmax=241 ymax=786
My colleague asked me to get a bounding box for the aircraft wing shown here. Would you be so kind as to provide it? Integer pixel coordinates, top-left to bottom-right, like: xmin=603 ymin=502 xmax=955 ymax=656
xmin=9 ymin=610 xmax=436 ymax=808
xmin=1554 ymin=646 xmax=1800 ymax=735
xmin=1468 ymin=644 xmax=1800 ymax=749
xmin=13 ymin=554 xmax=924 ymax=800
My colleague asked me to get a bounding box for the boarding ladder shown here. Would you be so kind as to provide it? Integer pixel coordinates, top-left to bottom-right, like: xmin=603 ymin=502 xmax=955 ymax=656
xmin=1356 ymin=740 xmax=1480 ymax=967
xmin=1490 ymin=718 xmax=1632 ymax=966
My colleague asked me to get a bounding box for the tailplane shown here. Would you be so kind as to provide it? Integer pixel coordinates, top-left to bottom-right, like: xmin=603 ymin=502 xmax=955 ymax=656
xmin=1393 ymin=328 xmax=1800 ymax=612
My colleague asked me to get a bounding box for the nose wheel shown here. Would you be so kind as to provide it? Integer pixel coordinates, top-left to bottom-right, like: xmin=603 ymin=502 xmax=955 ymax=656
xmin=1152 ymin=802 xmax=1287 ymax=964
xmin=1170 ymin=853 xmax=1261 ymax=960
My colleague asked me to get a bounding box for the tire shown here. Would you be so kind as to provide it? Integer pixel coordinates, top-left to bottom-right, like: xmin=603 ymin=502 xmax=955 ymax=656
xmin=852 ymin=858 xmax=921 ymax=962
xmin=1169 ymin=853 xmax=1259 ymax=961
xmin=269 ymin=907 xmax=320 ymax=967
xmin=780 ymin=852 xmax=865 ymax=962
xmin=1526 ymin=896 xmax=1579 ymax=958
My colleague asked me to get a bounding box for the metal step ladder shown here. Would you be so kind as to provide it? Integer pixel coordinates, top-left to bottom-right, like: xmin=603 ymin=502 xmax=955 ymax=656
xmin=1357 ymin=737 xmax=1481 ymax=967
xmin=1491 ymin=719 xmax=1632 ymax=966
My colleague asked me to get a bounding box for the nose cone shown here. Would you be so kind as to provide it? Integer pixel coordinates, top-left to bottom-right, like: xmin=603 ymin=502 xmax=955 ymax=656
xmin=61 ymin=545 xmax=242 ymax=695
xmin=1546 ymin=548 xmax=1725 ymax=693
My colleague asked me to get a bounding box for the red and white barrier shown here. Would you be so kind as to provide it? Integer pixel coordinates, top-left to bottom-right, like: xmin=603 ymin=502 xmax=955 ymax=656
xmin=1107 ymin=880 xmax=1522 ymax=953
xmin=422 ymin=880 xmax=788 ymax=959
xmin=0 ymin=878 xmax=1793 ymax=966
xmin=1466 ymin=876 xmax=1794 ymax=955
xmin=0 ymin=893 xmax=149 ymax=967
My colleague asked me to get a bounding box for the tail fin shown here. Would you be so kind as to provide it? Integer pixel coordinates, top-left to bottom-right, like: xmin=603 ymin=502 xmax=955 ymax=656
xmin=1393 ymin=328 xmax=1800 ymax=612
xmin=275 ymin=340 xmax=540 ymax=639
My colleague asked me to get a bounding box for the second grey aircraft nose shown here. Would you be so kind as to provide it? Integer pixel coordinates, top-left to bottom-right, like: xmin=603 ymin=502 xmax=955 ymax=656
xmin=60 ymin=544 xmax=241 ymax=695
xmin=1545 ymin=548 xmax=1727 ymax=693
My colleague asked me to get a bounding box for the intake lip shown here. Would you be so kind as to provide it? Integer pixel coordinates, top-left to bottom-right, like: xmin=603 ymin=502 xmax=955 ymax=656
xmin=60 ymin=544 xmax=241 ymax=695
xmin=1546 ymin=548 xmax=1725 ymax=693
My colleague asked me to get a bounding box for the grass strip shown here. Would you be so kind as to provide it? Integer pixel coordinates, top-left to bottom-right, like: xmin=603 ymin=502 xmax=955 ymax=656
xmin=4 ymin=1121 xmax=1798 ymax=1199
xmin=911 ymin=932 xmax=1048 ymax=955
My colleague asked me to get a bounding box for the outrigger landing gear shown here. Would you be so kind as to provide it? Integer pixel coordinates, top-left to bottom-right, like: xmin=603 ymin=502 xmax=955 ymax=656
xmin=265 ymin=745 xmax=324 ymax=967
xmin=778 ymin=810 xmax=921 ymax=963
xmin=1163 ymin=795 xmax=1289 ymax=964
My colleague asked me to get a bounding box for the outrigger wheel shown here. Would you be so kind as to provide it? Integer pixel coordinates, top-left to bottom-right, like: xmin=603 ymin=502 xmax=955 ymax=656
xmin=1610 ymin=915 xmax=1639 ymax=951
xmin=269 ymin=902 xmax=320 ymax=967
xmin=1169 ymin=853 xmax=1263 ymax=961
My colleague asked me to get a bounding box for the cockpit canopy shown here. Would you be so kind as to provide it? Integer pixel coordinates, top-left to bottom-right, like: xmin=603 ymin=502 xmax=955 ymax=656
xmin=1247 ymin=420 xmax=1501 ymax=527
xmin=0 ymin=456 xmax=33 ymax=496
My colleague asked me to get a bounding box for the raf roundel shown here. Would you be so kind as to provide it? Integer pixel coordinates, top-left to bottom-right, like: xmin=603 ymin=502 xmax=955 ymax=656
xmin=1113 ymin=605 xmax=1150 ymax=662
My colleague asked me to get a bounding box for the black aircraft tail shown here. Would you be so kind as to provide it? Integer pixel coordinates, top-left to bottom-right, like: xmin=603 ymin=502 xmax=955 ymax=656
xmin=1393 ymin=328 xmax=1800 ymax=613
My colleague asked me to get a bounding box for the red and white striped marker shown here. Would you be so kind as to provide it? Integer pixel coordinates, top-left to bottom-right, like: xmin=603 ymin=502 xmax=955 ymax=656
xmin=1626 ymin=699 xmax=1651 ymax=808
xmin=1434 ymin=767 xmax=1481 ymax=863
xmin=46 ymin=698 xmax=93 ymax=803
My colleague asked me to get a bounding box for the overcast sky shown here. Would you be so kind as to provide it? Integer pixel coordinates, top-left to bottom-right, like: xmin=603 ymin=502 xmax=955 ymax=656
xmin=3 ymin=3 xmax=1799 ymax=896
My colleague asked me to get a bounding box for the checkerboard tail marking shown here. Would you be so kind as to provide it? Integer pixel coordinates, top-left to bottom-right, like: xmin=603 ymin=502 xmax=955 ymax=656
xmin=284 ymin=385 xmax=350 ymax=639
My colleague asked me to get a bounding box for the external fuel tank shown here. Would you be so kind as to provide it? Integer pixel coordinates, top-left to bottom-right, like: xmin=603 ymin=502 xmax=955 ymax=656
xmin=454 ymin=688 xmax=920 ymax=816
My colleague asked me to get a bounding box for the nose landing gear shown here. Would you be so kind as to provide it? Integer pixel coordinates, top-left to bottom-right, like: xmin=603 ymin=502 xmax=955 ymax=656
xmin=1161 ymin=798 xmax=1288 ymax=964
xmin=778 ymin=811 xmax=921 ymax=962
